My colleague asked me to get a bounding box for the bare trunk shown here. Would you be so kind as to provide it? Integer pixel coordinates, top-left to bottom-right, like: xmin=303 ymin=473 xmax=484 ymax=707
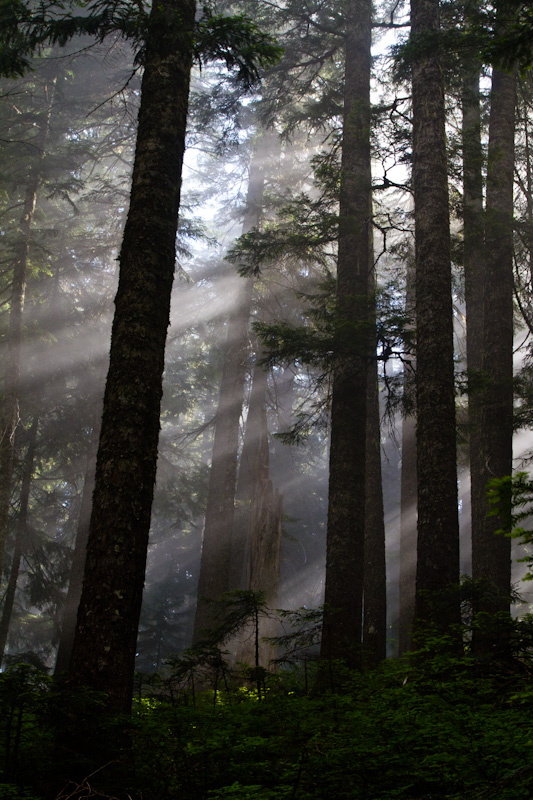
xmin=474 ymin=67 xmax=516 ymax=610
xmin=68 ymin=0 xmax=196 ymax=715
xmin=235 ymin=356 xmax=282 ymax=667
xmin=411 ymin=0 xmax=460 ymax=631
xmin=363 ymin=355 xmax=387 ymax=665
xmin=320 ymin=0 xmax=372 ymax=668
xmin=193 ymin=139 xmax=267 ymax=643
xmin=462 ymin=61 xmax=486 ymax=595
xmin=54 ymin=414 xmax=100 ymax=675
xmin=398 ymin=262 xmax=417 ymax=655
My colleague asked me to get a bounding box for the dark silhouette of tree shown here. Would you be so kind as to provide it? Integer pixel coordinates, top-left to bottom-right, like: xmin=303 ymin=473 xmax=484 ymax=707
xmin=320 ymin=0 xmax=373 ymax=668
xmin=411 ymin=0 xmax=460 ymax=632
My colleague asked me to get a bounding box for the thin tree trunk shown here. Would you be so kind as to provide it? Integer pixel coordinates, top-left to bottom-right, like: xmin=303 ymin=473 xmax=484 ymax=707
xmin=363 ymin=355 xmax=387 ymax=665
xmin=474 ymin=67 xmax=517 ymax=610
xmin=193 ymin=140 xmax=266 ymax=643
xmin=398 ymin=262 xmax=417 ymax=655
xmin=0 ymin=74 xmax=56 ymax=578
xmin=54 ymin=415 xmax=100 ymax=675
xmin=320 ymin=0 xmax=372 ymax=668
xmin=462 ymin=11 xmax=486 ymax=603
xmin=0 ymin=415 xmax=39 ymax=663
xmin=236 ymin=361 xmax=282 ymax=667
xmin=411 ymin=0 xmax=460 ymax=631
xmin=68 ymin=0 xmax=196 ymax=715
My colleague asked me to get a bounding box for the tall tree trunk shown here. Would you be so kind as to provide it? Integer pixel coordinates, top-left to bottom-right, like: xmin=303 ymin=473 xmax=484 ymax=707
xmin=0 ymin=74 xmax=56 ymax=578
xmin=0 ymin=415 xmax=39 ymax=663
xmin=463 ymin=64 xmax=486 ymax=587
xmin=320 ymin=0 xmax=372 ymax=668
xmin=398 ymin=262 xmax=417 ymax=655
xmin=68 ymin=0 xmax=196 ymax=715
xmin=54 ymin=414 xmax=100 ymax=675
xmin=193 ymin=140 xmax=266 ymax=644
xmin=363 ymin=355 xmax=387 ymax=665
xmin=236 ymin=360 xmax=282 ymax=668
xmin=474 ymin=67 xmax=517 ymax=610
xmin=411 ymin=0 xmax=460 ymax=631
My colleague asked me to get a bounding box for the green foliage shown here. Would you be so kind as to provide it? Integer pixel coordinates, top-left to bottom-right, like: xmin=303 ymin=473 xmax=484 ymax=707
xmin=0 ymin=785 xmax=41 ymax=800
xmin=129 ymin=648 xmax=533 ymax=800
xmin=194 ymin=12 xmax=283 ymax=88
xmin=487 ymin=471 xmax=533 ymax=579
xmin=0 ymin=0 xmax=281 ymax=84
xmin=0 ymin=0 xmax=32 ymax=76
xmin=0 ymin=664 xmax=53 ymax=787
xmin=3 ymin=649 xmax=533 ymax=800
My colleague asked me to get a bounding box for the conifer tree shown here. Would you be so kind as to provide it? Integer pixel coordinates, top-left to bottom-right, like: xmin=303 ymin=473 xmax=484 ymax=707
xmin=320 ymin=0 xmax=373 ymax=668
xmin=411 ymin=0 xmax=460 ymax=631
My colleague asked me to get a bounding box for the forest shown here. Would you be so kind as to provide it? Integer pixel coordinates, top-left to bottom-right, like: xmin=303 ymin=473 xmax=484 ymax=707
xmin=1 ymin=0 xmax=533 ymax=798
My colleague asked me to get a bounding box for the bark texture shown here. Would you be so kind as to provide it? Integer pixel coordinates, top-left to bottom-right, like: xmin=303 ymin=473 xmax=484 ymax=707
xmin=398 ymin=263 xmax=417 ymax=655
xmin=320 ymin=0 xmax=372 ymax=667
xmin=68 ymin=0 xmax=196 ymax=714
xmin=193 ymin=142 xmax=266 ymax=643
xmin=462 ymin=66 xmax=486 ymax=586
xmin=411 ymin=0 xmax=460 ymax=630
xmin=474 ymin=68 xmax=516 ymax=609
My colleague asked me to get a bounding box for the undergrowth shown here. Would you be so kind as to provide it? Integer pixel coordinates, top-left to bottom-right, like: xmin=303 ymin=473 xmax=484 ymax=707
xmin=2 ymin=632 xmax=533 ymax=799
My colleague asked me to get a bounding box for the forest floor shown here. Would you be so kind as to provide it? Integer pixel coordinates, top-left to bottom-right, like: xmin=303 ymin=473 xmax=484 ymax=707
xmin=2 ymin=632 xmax=533 ymax=800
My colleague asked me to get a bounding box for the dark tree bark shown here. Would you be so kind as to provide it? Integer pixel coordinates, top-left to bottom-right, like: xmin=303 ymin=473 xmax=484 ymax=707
xmin=68 ymin=0 xmax=196 ymax=714
xmin=54 ymin=414 xmax=100 ymax=675
xmin=474 ymin=67 xmax=517 ymax=610
xmin=398 ymin=262 xmax=417 ymax=656
xmin=0 ymin=73 xmax=56 ymax=577
xmin=363 ymin=355 xmax=387 ymax=665
xmin=0 ymin=415 xmax=39 ymax=663
xmin=462 ymin=64 xmax=486 ymax=587
xmin=411 ymin=0 xmax=460 ymax=631
xmin=193 ymin=142 xmax=266 ymax=644
xmin=320 ymin=0 xmax=372 ymax=668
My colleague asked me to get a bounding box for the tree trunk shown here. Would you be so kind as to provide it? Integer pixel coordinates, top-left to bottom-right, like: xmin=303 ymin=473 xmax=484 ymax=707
xmin=363 ymin=355 xmax=387 ymax=665
xmin=237 ymin=361 xmax=282 ymax=667
xmin=398 ymin=262 xmax=417 ymax=655
xmin=193 ymin=139 xmax=266 ymax=643
xmin=462 ymin=12 xmax=486 ymax=602
xmin=54 ymin=414 xmax=100 ymax=675
xmin=68 ymin=0 xmax=196 ymax=715
xmin=320 ymin=0 xmax=372 ymax=668
xmin=0 ymin=415 xmax=39 ymax=663
xmin=474 ymin=67 xmax=516 ymax=610
xmin=0 ymin=73 xmax=56 ymax=578
xmin=411 ymin=0 xmax=460 ymax=631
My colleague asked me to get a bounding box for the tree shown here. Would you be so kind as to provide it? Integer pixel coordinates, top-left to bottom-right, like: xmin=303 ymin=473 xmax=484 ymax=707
xmin=193 ymin=133 xmax=267 ymax=644
xmin=473 ymin=62 xmax=516 ymax=613
xmin=320 ymin=0 xmax=373 ymax=668
xmin=0 ymin=63 xmax=57 ymax=577
xmin=63 ymin=0 xmax=279 ymax=713
xmin=410 ymin=0 xmax=460 ymax=631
